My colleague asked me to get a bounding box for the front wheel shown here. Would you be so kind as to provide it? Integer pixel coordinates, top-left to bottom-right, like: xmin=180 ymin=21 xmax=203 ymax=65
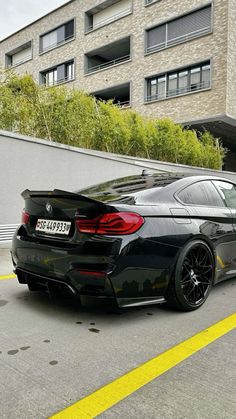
xmin=166 ymin=240 xmax=214 ymax=311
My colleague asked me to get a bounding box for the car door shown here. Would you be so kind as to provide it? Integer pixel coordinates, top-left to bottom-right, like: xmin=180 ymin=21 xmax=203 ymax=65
xmin=211 ymin=179 xmax=236 ymax=281
xmin=176 ymin=180 xmax=236 ymax=283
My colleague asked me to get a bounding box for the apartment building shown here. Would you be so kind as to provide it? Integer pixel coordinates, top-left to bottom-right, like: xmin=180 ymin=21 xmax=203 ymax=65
xmin=0 ymin=0 xmax=236 ymax=170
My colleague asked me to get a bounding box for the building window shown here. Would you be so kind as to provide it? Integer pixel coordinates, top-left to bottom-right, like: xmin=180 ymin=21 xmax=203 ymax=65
xmin=40 ymin=20 xmax=74 ymax=53
xmin=146 ymin=5 xmax=212 ymax=54
xmin=40 ymin=60 xmax=74 ymax=86
xmin=5 ymin=41 xmax=32 ymax=67
xmin=85 ymin=0 xmax=132 ymax=33
xmin=146 ymin=62 xmax=211 ymax=102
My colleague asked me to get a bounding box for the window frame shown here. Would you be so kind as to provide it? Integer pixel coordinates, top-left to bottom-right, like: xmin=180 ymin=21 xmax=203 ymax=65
xmin=212 ymin=180 xmax=236 ymax=209
xmin=145 ymin=3 xmax=212 ymax=55
xmin=175 ymin=180 xmax=226 ymax=208
xmin=145 ymin=60 xmax=211 ymax=103
xmin=39 ymin=18 xmax=75 ymax=54
xmin=84 ymin=0 xmax=133 ymax=34
xmin=40 ymin=59 xmax=75 ymax=87
xmin=5 ymin=41 xmax=33 ymax=68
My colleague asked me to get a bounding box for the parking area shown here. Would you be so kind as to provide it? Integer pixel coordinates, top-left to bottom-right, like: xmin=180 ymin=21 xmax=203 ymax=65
xmin=0 ymin=248 xmax=235 ymax=419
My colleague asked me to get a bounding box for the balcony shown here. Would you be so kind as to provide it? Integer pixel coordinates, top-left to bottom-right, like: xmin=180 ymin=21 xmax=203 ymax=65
xmin=85 ymin=37 xmax=131 ymax=74
xmin=92 ymin=83 xmax=131 ymax=108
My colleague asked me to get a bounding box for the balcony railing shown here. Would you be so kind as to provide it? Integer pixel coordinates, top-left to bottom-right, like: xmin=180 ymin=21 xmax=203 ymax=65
xmin=146 ymin=26 xmax=211 ymax=54
xmin=87 ymin=54 xmax=130 ymax=74
xmin=86 ymin=6 xmax=132 ymax=33
xmin=114 ymin=100 xmax=130 ymax=108
xmin=146 ymin=81 xmax=210 ymax=102
xmin=44 ymin=74 xmax=74 ymax=87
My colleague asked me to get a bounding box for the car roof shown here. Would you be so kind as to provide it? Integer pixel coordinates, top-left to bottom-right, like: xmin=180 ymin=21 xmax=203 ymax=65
xmin=77 ymin=172 xmax=235 ymax=205
xmin=79 ymin=172 xmax=233 ymax=194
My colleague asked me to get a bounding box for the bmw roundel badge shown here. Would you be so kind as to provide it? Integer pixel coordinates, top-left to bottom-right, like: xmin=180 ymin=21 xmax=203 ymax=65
xmin=46 ymin=203 xmax=53 ymax=214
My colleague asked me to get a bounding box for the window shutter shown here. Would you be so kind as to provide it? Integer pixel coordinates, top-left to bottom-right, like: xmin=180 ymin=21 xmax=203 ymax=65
xmin=57 ymin=64 xmax=65 ymax=82
xmin=147 ymin=24 xmax=166 ymax=52
xmin=167 ymin=6 xmax=211 ymax=45
xmin=12 ymin=47 xmax=31 ymax=66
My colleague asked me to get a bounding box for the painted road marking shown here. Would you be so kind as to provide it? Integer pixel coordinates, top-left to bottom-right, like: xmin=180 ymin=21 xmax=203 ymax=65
xmin=51 ymin=313 xmax=236 ymax=419
xmin=0 ymin=274 xmax=16 ymax=281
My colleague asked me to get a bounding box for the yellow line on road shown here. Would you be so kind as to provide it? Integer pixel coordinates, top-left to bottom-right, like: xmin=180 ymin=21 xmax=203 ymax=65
xmin=50 ymin=313 xmax=236 ymax=419
xmin=0 ymin=274 xmax=16 ymax=281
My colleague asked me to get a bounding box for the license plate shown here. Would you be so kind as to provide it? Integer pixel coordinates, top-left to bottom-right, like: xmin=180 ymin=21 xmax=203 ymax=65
xmin=35 ymin=219 xmax=71 ymax=236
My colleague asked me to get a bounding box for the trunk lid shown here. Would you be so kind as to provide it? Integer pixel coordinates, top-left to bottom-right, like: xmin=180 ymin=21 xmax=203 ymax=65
xmin=21 ymin=189 xmax=113 ymax=240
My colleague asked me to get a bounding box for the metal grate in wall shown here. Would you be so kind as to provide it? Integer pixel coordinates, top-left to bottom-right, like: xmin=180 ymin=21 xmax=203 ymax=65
xmin=0 ymin=224 xmax=18 ymax=242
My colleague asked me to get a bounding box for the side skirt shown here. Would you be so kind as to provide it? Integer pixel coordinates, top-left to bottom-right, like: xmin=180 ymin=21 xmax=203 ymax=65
xmin=117 ymin=296 xmax=166 ymax=308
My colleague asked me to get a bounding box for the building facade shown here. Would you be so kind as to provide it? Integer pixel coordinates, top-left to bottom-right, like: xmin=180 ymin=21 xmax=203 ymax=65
xmin=0 ymin=0 xmax=236 ymax=170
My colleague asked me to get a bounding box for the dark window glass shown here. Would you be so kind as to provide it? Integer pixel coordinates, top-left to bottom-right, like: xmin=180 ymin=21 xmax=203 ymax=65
xmin=178 ymin=181 xmax=225 ymax=207
xmin=57 ymin=64 xmax=65 ymax=82
xmin=65 ymin=20 xmax=74 ymax=39
xmin=146 ymin=61 xmax=210 ymax=102
xmin=213 ymin=181 xmax=236 ymax=208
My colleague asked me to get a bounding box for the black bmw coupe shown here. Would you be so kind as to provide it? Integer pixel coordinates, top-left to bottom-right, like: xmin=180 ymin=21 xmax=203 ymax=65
xmin=11 ymin=172 xmax=236 ymax=311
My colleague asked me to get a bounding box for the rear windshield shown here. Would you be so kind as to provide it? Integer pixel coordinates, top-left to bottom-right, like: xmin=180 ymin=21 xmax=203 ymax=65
xmin=76 ymin=173 xmax=185 ymax=203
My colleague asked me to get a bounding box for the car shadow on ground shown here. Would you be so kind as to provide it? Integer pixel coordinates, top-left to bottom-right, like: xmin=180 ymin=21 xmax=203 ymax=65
xmin=11 ymin=285 xmax=181 ymax=326
xmin=9 ymin=276 xmax=235 ymax=328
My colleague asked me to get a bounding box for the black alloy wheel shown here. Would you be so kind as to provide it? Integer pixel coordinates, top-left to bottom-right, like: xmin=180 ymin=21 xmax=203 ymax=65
xmin=167 ymin=240 xmax=214 ymax=311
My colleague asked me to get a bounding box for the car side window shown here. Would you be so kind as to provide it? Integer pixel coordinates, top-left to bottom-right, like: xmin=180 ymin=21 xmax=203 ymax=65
xmin=213 ymin=181 xmax=236 ymax=208
xmin=177 ymin=181 xmax=225 ymax=207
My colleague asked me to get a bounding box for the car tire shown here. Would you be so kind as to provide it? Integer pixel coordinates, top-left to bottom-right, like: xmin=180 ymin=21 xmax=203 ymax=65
xmin=166 ymin=240 xmax=214 ymax=311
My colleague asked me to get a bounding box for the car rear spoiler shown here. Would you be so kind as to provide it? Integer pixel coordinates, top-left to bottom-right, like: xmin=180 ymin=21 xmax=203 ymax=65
xmin=22 ymin=189 xmax=99 ymax=203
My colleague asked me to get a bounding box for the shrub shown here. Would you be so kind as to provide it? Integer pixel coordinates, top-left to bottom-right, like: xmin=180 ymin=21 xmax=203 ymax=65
xmin=0 ymin=71 xmax=225 ymax=169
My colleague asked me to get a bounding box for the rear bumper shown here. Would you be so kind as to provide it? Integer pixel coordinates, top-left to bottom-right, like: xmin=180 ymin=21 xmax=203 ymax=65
xmin=15 ymin=266 xmax=116 ymax=297
xmin=15 ymin=266 xmax=168 ymax=307
xmin=12 ymin=227 xmax=173 ymax=307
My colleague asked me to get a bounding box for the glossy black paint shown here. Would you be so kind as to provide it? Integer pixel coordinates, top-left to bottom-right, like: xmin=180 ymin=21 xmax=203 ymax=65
xmin=12 ymin=173 xmax=236 ymax=307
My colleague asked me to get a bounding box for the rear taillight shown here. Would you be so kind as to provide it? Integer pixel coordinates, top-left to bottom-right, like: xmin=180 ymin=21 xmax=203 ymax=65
xmin=76 ymin=212 xmax=144 ymax=235
xmin=21 ymin=210 xmax=30 ymax=224
xmin=78 ymin=270 xmax=106 ymax=278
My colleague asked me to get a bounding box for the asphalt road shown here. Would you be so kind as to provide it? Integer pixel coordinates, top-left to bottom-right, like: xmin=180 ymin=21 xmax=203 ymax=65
xmin=0 ymin=248 xmax=235 ymax=419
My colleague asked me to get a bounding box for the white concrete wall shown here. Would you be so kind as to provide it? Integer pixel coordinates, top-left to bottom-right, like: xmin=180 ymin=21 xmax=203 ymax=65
xmin=1 ymin=129 xmax=236 ymax=227
xmin=0 ymin=130 xmax=150 ymax=225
